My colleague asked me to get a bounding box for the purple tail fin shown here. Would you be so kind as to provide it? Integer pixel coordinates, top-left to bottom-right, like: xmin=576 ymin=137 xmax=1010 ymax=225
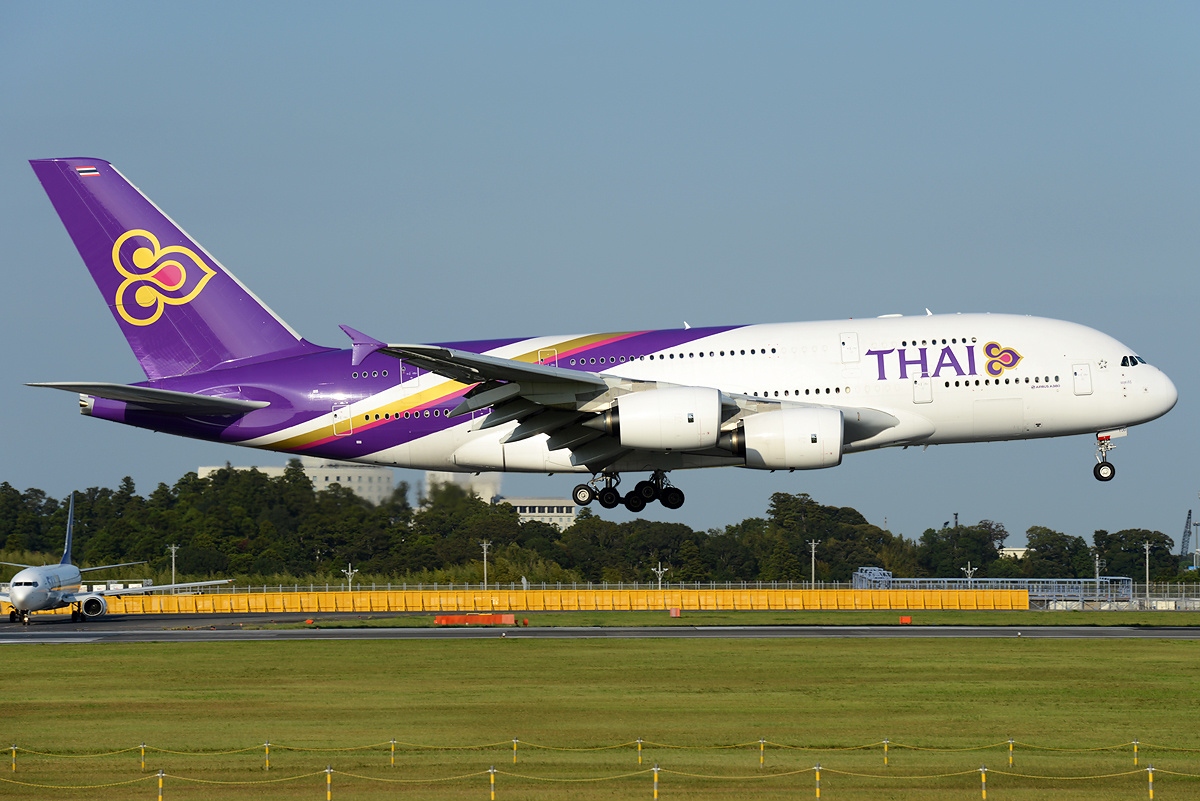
xmin=31 ymin=158 xmax=324 ymax=379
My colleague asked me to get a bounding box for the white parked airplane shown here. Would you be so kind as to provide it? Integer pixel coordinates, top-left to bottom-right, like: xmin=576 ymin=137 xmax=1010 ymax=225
xmin=1 ymin=495 xmax=228 ymax=625
xmin=28 ymin=158 xmax=1180 ymax=513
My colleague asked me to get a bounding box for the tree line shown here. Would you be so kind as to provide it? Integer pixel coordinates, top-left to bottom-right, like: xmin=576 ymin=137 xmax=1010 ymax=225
xmin=0 ymin=462 xmax=1191 ymax=585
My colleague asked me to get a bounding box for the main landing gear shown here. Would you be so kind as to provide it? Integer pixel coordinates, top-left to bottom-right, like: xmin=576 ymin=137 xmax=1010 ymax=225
xmin=572 ymin=470 xmax=685 ymax=512
xmin=1093 ymin=431 xmax=1121 ymax=482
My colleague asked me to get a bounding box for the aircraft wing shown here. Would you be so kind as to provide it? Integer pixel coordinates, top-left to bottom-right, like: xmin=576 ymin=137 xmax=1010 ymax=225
xmin=342 ymin=325 xmax=904 ymax=470
xmin=27 ymin=383 xmax=270 ymax=415
xmin=71 ymin=579 xmax=231 ymax=599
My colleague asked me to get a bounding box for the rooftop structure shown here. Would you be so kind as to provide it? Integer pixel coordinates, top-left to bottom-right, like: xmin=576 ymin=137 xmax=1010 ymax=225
xmin=199 ymin=456 xmax=396 ymax=505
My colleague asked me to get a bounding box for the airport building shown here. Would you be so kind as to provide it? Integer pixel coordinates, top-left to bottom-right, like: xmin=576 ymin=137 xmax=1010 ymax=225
xmin=422 ymin=472 xmax=578 ymax=529
xmin=499 ymin=498 xmax=579 ymax=530
xmin=199 ymin=456 xmax=396 ymax=505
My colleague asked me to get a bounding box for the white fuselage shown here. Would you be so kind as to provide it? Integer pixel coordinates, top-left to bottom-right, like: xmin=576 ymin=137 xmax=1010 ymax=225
xmin=6 ymin=563 xmax=83 ymax=613
xmin=245 ymin=312 xmax=1175 ymax=474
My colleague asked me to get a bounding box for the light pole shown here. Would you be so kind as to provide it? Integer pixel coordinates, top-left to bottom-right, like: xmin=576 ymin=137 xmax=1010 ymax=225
xmin=961 ymin=562 xmax=977 ymax=581
xmin=1143 ymin=541 xmax=1152 ymax=604
xmin=342 ymin=563 xmax=358 ymax=591
xmin=651 ymin=562 xmax=668 ymax=590
xmin=480 ymin=541 xmax=491 ymax=589
xmin=167 ymin=544 xmax=179 ymax=593
xmin=807 ymin=540 xmax=820 ymax=587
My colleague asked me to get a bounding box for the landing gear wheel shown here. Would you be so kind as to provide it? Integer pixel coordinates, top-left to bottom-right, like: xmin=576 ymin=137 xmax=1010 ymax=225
xmin=7 ymin=610 xmax=16 ymax=623
xmin=1094 ymin=462 xmax=1116 ymax=482
xmin=624 ymin=491 xmax=647 ymax=513
xmin=634 ymin=481 xmax=659 ymax=502
xmin=572 ymin=484 xmax=596 ymax=505
xmin=597 ymin=487 xmax=622 ymax=509
xmin=71 ymin=610 xmax=80 ymax=623
xmin=660 ymin=486 xmax=685 ymax=510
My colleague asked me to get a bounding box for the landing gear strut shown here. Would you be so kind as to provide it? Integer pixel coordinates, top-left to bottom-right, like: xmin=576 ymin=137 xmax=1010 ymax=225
xmin=571 ymin=470 xmax=686 ymax=511
xmin=1094 ymin=432 xmax=1119 ymax=482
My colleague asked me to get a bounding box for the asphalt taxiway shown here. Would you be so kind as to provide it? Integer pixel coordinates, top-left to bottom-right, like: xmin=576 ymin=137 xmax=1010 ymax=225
xmin=3 ymin=613 xmax=1200 ymax=643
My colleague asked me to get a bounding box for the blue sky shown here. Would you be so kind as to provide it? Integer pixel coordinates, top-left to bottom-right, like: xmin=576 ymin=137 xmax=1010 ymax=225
xmin=2 ymin=2 xmax=1197 ymax=549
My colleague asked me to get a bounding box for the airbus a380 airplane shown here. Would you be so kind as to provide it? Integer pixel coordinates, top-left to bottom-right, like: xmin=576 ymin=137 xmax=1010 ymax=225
xmin=28 ymin=158 xmax=1177 ymax=513
xmin=2 ymin=495 xmax=229 ymax=625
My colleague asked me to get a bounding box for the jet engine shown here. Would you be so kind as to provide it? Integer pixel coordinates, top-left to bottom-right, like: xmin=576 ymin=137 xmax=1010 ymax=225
xmin=588 ymin=387 xmax=722 ymax=451
xmin=79 ymin=595 xmax=108 ymax=619
xmin=720 ymin=407 xmax=844 ymax=470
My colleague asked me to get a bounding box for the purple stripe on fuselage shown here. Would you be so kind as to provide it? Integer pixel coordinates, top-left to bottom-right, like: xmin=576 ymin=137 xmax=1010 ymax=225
xmin=98 ymin=324 xmax=749 ymax=460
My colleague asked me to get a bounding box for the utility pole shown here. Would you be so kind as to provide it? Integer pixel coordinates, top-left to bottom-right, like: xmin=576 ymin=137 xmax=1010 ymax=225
xmin=807 ymin=540 xmax=820 ymax=587
xmin=167 ymin=544 xmax=179 ymax=593
xmin=341 ymin=563 xmax=358 ymax=591
xmin=651 ymin=561 xmax=668 ymax=590
xmin=480 ymin=540 xmax=491 ymax=589
xmin=1144 ymin=541 xmax=1152 ymax=604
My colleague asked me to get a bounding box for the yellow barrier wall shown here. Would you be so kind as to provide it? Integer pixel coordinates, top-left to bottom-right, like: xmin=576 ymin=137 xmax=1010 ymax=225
xmin=74 ymin=589 xmax=1029 ymax=615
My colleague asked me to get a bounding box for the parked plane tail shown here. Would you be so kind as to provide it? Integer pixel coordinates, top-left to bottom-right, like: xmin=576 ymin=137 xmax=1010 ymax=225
xmin=60 ymin=493 xmax=75 ymax=566
xmin=30 ymin=158 xmax=324 ymax=379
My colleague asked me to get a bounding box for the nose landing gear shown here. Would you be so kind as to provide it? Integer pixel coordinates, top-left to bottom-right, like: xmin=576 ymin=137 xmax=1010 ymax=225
xmin=1093 ymin=430 xmax=1124 ymax=482
xmin=572 ymin=470 xmax=686 ymax=511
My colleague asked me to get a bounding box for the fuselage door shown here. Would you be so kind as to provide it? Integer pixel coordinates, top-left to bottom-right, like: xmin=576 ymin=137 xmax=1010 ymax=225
xmin=538 ymin=349 xmax=559 ymax=367
xmin=1072 ymin=363 xmax=1093 ymax=396
xmin=839 ymin=333 xmax=860 ymax=363
xmin=332 ymin=401 xmax=353 ymax=435
xmin=912 ymin=376 xmax=933 ymax=404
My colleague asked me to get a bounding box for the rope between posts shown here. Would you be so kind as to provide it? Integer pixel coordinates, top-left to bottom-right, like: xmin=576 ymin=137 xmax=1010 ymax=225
xmin=765 ymin=740 xmax=882 ymax=751
xmin=518 ymin=740 xmax=638 ymax=751
xmin=390 ymin=740 xmax=511 ymax=750
xmin=989 ymin=768 xmax=1147 ymax=780
xmin=640 ymin=740 xmax=760 ymax=750
xmin=164 ymin=770 xmax=329 ymax=785
xmin=823 ymin=767 xmax=980 ymax=780
xmin=660 ymin=767 xmax=816 ymax=779
xmin=1151 ymin=767 xmax=1200 ymax=777
xmin=890 ymin=741 xmax=1010 ymax=752
xmin=1012 ymin=740 xmax=1133 ymax=752
xmin=273 ymin=741 xmax=392 ymax=752
xmin=1139 ymin=743 xmax=1200 ymax=753
xmin=334 ymin=768 xmax=491 ymax=783
xmin=0 ymin=774 xmax=155 ymax=789
xmin=14 ymin=746 xmax=140 ymax=758
xmin=147 ymin=746 xmax=261 ymax=755
xmin=496 ymin=768 xmax=652 ymax=783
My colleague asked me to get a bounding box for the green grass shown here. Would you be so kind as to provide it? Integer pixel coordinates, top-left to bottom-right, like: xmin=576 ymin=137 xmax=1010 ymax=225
xmin=5 ymin=637 xmax=1200 ymax=799
xmin=261 ymin=608 xmax=1200 ymax=628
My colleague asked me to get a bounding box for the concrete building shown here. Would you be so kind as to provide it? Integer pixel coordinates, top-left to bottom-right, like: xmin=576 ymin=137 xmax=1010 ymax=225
xmin=199 ymin=456 xmax=396 ymax=505
xmin=500 ymin=498 xmax=579 ymax=530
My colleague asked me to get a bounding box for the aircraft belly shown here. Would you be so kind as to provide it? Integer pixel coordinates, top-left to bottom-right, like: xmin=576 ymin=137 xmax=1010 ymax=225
xmin=453 ymin=427 xmax=586 ymax=473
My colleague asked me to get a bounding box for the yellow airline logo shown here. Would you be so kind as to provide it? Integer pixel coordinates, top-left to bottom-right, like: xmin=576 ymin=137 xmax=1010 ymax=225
xmin=112 ymin=229 xmax=216 ymax=326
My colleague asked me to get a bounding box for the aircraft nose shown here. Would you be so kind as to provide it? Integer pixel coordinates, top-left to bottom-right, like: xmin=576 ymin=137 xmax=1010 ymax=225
xmin=1158 ymin=370 xmax=1179 ymax=416
xmin=8 ymin=585 xmax=30 ymax=609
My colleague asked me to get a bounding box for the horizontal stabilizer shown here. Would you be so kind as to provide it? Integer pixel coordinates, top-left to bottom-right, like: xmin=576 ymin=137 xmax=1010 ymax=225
xmin=28 ymin=382 xmax=270 ymax=415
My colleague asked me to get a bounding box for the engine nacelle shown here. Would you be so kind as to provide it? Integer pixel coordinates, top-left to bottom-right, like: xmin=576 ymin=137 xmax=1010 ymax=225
xmin=722 ymin=407 xmax=844 ymax=470
xmin=592 ymin=387 xmax=722 ymax=451
xmin=79 ymin=595 xmax=108 ymax=619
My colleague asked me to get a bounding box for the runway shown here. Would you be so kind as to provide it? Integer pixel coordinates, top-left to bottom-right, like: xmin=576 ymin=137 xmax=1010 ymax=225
xmin=3 ymin=613 xmax=1200 ymax=643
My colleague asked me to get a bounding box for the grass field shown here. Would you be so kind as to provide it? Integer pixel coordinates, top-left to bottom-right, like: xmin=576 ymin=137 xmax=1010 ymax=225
xmin=6 ymin=634 xmax=1200 ymax=799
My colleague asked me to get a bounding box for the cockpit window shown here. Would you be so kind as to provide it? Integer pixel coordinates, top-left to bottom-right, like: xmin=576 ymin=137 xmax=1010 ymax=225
xmin=1121 ymin=355 xmax=1146 ymax=367
xmin=1136 ymin=356 xmax=1147 ymax=364
xmin=1121 ymin=356 xmax=1129 ymax=367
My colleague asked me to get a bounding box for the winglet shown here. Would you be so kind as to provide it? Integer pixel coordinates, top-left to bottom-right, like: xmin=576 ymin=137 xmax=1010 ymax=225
xmin=339 ymin=325 xmax=388 ymax=366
